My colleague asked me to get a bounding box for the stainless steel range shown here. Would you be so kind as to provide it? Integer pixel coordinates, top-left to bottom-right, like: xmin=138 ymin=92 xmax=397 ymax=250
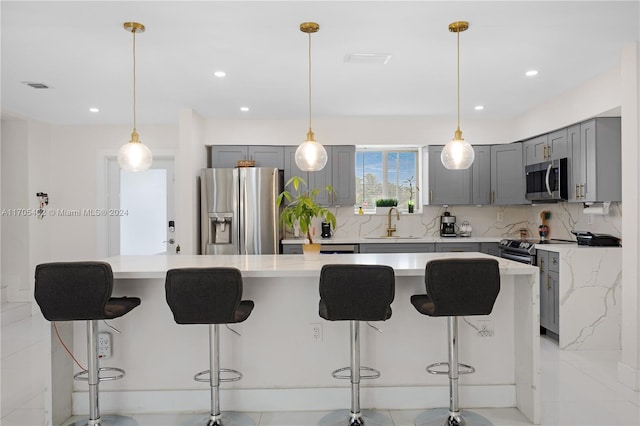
xmin=498 ymin=239 xmax=537 ymax=264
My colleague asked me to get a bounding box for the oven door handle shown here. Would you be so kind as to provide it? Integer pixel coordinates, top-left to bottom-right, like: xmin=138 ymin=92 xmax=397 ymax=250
xmin=545 ymin=163 xmax=553 ymax=196
xmin=500 ymin=251 xmax=535 ymax=264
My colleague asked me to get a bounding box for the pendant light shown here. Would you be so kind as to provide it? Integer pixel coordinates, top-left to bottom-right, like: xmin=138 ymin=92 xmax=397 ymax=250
xmin=118 ymin=22 xmax=152 ymax=172
xmin=295 ymin=22 xmax=328 ymax=172
xmin=441 ymin=21 xmax=475 ymax=170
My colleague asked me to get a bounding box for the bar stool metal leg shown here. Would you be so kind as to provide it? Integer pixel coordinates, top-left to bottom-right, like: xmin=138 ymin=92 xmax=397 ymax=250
xmin=319 ymin=321 xmax=392 ymax=426
xmin=415 ymin=317 xmax=492 ymax=426
xmin=67 ymin=320 xmax=137 ymax=426
xmin=186 ymin=324 xmax=254 ymax=426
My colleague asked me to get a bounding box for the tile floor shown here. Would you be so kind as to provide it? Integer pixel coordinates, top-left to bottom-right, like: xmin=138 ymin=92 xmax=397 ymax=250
xmin=2 ymin=306 xmax=639 ymax=426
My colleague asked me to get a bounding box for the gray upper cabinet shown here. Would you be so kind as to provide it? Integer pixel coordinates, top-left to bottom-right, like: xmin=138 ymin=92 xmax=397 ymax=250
xmin=211 ymin=145 xmax=284 ymax=169
xmin=523 ymin=134 xmax=548 ymax=165
xmin=428 ymin=145 xmax=472 ymax=205
xmin=472 ymin=146 xmax=491 ymax=205
xmin=266 ymin=145 xmax=356 ymax=207
xmin=491 ymin=143 xmax=528 ymax=205
xmin=523 ymin=130 xmax=568 ymax=165
xmin=283 ymin=146 xmax=309 ymax=189
xmin=548 ymin=128 xmax=568 ymax=160
xmin=567 ymin=124 xmax=581 ymax=202
xmin=330 ymin=145 xmax=356 ymax=206
xmin=570 ymin=117 xmax=621 ymax=202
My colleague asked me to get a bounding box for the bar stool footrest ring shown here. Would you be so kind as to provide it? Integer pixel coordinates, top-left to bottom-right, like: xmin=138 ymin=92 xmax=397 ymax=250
xmin=73 ymin=367 xmax=125 ymax=382
xmin=426 ymin=361 xmax=475 ymax=375
xmin=331 ymin=366 xmax=381 ymax=380
xmin=194 ymin=368 xmax=243 ymax=383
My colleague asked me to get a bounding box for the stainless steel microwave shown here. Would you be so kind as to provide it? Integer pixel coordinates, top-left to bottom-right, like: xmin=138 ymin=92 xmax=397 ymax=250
xmin=525 ymin=158 xmax=568 ymax=202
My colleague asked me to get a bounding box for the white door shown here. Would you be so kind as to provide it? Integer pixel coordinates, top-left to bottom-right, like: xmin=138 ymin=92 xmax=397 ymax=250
xmin=106 ymin=157 xmax=175 ymax=256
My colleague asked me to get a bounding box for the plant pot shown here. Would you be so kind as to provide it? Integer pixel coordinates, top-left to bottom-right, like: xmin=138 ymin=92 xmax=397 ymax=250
xmin=408 ymin=204 xmax=414 ymax=213
xmin=302 ymin=243 xmax=321 ymax=258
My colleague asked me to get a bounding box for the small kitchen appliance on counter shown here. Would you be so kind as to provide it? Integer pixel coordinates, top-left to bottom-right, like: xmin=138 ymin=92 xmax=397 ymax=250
xmin=459 ymin=221 xmax=472 ymax=237
xmin=440 ymin=212 xmax=457 ymax=237
xmin=321 ymin=221 xmax=332 ymax=239
xmin=571 ymin=231 xmax=621 ymax=246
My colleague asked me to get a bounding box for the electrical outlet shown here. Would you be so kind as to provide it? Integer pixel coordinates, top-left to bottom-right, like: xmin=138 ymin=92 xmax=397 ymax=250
xmin=496 ymin=212 xmax=504 ymax=222
xmin=310 ymin=323 xmax=322 ymax=343
xmin=478 ymin=325 xmax=494 ymax=337
xmin=98 ymin=332 xmax=112 ymax=358
xmin=587 ymin=214 xmax=594 ymax=225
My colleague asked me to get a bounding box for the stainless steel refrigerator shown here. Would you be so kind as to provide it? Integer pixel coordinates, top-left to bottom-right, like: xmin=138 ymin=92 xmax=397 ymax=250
xmin=200 ymin=167 xmax=281 ymax=255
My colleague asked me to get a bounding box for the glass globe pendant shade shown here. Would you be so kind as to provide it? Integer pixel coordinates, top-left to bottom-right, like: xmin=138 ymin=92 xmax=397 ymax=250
xmin=441 ymin=129 xmax=475 ymax=170
xmin=118 ymin=131 xmax=153 ymax=172
xmin=295 ymin=130 xmax=328 ymax=171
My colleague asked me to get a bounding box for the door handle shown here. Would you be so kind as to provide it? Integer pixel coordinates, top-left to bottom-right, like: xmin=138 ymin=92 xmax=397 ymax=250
xmin=429 ymin=190 xmax=433 ymax=203
xmin=491 ymin=191 xmax=495 ymax=203
xmin=545 ymin=163 xmax=553 ymax=196
xmin=547 ymin=273 xmax=551 ymax=290
xmin=575 ymin=184 xmax=580 ymax=199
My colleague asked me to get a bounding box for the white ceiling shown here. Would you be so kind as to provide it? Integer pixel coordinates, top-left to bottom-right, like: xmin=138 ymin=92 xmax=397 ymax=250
xmin=1 ymin=1 xmax=638 ymax=126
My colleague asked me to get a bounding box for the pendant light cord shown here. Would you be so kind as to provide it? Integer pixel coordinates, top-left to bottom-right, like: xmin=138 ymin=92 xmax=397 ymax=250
xmin=307 ymin=31 xmax=312 ymax=132
xmin=456 ymin=28 xmax=460 ymax=132
xmin=132 ymin=29 xmax=137 ymax=132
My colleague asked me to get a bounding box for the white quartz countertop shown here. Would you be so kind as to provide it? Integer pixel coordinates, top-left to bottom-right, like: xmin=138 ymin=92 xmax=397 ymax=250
xmin=103 ymin=253 xmax=538 ymax=280
xmin=282 ymin=236 xmax=503 ymax=244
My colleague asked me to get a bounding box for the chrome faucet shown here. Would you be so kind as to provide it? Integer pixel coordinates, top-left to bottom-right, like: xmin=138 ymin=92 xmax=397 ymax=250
xmin=387 ymin=207 xmax=400 ymax=237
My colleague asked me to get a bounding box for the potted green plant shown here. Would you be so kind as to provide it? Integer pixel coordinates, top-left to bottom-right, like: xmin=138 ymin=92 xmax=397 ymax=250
xmin=405 ymin=176 xmax=419 ymax=213
xmin=375 ymin=198 xmax=398 ymax=216
xmin=277 ymin=176 xmax=336 ymax=256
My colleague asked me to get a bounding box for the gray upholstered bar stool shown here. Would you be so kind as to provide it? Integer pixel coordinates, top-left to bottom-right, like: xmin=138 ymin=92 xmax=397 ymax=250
xmin=318 ymin=264 xmax=395 ymax=426
xmin=165 ymin=267 xmax=254 ymax=426
xmin=411 ymin=258 xmax=500 ymax=426
xmin=34 ymin=261 xmax=141 ymax=426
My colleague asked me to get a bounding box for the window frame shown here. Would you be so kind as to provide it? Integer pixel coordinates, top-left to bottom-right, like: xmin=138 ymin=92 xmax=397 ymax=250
xmin=355 ymin=146 xmax=423 ymax=214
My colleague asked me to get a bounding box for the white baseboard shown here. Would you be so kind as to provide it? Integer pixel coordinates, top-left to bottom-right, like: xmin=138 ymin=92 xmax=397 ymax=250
xmin=72 ymin=385 xmax=516 ymax=415
xmin=618 ymin=361 xmax=640 ymax=391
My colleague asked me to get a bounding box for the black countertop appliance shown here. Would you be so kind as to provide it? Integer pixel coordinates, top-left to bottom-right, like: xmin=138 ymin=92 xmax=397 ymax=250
xmin=321 ymin=221 xmax=332 ymax=239
xmin=571 ymin=231 xmax=621 ymax=246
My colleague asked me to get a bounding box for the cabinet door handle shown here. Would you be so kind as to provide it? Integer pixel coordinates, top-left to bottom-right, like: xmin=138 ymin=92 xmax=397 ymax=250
xmin=547 ymin=273 xmax=551 ymax=290
xmin=580 ymin=184 xmax=585 ymax=198
xmin=430 ymin=190 xmax=433 ymax=203
xmin=575 ymin=184 xmax=580 ymax=199
xmin=491 ymin=191 xmax=495 ymax=203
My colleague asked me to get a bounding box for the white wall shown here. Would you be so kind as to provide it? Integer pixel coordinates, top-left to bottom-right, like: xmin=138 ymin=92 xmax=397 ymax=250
xmin=619 ymin=41 xmax=640 ymax=390
xmin=204 ymin=116 xmax=517 ymax=147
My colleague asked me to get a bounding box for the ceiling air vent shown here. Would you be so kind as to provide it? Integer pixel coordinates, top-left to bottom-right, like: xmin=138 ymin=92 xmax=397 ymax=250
xmin=21 ymin=81 xmax=52 ymax=89
xmin=345 ymin=53 xmax=392 ymax=65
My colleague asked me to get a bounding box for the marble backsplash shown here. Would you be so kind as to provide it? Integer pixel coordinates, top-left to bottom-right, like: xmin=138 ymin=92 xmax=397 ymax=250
xmin=316 ymin=201 xmax=622 ymax=241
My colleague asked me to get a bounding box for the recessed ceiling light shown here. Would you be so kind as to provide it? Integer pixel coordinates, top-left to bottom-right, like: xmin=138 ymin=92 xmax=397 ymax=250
xmin=525 ymin=70 xmax=539 ymax=77
xmin=474 ymin=105 xmax=484 ymax=111
xmin=213 ymin=71 xmax=226 ymax=78
xmin=89 ymin=107 xmax=100 ymax=113
xmin=240 ymin=106 xmax=249 ymax=112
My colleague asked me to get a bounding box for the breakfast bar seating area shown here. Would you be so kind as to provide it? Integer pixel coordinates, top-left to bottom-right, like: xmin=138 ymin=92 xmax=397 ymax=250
xmin=41 ymin=252 xmax=540 ymax=426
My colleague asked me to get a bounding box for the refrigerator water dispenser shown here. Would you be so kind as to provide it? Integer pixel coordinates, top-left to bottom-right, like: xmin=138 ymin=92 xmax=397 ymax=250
xmin=208 ymin=214 xmax=233 ymax=244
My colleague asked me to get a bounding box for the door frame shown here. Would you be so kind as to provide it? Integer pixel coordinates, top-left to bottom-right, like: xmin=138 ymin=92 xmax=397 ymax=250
xmin=96 ymin=149 xmax=176 ymax=258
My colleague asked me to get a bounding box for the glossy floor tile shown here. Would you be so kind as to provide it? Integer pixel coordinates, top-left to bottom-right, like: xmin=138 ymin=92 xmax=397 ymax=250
xmin=2 ymin=310 xmax=640 ymax=426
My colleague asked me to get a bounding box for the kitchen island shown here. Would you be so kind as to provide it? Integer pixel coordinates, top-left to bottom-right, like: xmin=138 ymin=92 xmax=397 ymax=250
xmin=59 ymin=253 xmax=540 ymax=424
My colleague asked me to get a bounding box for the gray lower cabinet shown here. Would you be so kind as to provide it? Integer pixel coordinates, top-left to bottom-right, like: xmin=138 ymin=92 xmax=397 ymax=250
xmin=358 ymin=243 xmax=435 ymax=254
xmin=211 ymin=145 xmax=284 ymax=169
xmin=480 ymin=242 xmax=500 ymax=257
xmin=282 ymin=244 xmax=303 ymax=254
xmin=491 ymin=143 xmax=528 ymax=205
xmin=435 ymin=242 xmax=480 ymax=252
xmin=428 ymin=146 xmax=472 ymax=205
xmin=569 ymin=117 xmax=621 ymax=203
xmin=538 ymin=250 xmax=559 ymax=335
